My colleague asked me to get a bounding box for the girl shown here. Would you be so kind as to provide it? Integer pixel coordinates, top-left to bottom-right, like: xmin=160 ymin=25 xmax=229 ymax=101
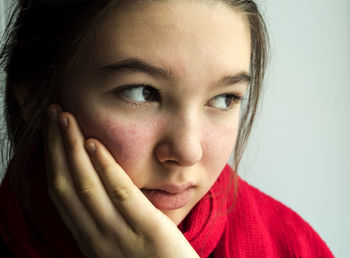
xmin=0 ymin=0 xmax=334 ymax=257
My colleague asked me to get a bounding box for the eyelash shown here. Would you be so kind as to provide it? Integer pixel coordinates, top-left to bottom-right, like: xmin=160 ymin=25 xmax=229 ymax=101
xmin=113 ymin=84 xmax=244 ymax=110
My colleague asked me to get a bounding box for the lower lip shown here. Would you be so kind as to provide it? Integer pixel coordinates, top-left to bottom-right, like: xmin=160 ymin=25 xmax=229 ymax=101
xmin=141 ymin=188 xmax=193 ymax=210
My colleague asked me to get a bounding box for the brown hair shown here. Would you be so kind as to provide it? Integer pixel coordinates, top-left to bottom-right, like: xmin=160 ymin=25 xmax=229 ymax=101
xmin=0 ymin=0 xmax=268 ymax=202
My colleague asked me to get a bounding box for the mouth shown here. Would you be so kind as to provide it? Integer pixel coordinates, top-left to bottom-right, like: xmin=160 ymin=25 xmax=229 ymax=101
xmin=141 ymin=183 xmax=194 ymax=210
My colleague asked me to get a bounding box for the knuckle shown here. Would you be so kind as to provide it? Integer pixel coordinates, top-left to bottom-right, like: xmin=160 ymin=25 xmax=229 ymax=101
xmin=76 ymin=184 xmax=95 ymax=201
xmin=109 ymin=187 xmax=129 ymax=202
xmin=95 ymin=162 xmax=113 ymax=176
xmin=49 ymin=176 xmax=69 ymax=201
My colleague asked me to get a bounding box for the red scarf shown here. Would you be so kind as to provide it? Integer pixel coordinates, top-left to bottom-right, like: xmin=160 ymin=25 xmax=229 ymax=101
xmin=0 ymin=163 xmax=234 ymax=258
xmin=179 ymin=164 xmax=234 ymax=257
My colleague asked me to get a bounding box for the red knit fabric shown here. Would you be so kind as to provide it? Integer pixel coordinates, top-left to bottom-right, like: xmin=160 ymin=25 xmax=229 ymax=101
xmin=180 ymin=165 xmax=334 ymax=257
xmin=0 ymin=164 xmax=334 ymax=257
xmin=0 ymin=168 xmax=85 ymax=257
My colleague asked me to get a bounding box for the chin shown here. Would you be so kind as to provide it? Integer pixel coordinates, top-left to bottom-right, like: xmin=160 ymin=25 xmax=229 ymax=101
xmin=159 ymin=198 xmax=199 ymax=225
xmin=160 ymin=209 xmax=186 ymax=226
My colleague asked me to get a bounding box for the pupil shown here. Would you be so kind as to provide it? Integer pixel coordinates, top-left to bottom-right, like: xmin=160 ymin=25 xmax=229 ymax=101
xmin=142 ymin=87 xmax=154 ymax=101
xmin=224 ymin=95 xmax=231 ymax=106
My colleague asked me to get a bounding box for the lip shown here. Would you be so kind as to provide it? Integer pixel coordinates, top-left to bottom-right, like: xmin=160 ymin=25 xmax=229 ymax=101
xmin=141 ymin=183 xmax=194 ymax=210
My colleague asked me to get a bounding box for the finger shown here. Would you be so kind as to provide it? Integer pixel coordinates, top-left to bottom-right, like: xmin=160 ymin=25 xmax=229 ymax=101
xmin=85 ymin=138 xmax=162 ymax=233
xmin=45 ymin=105 xmax=73 ymax=201
xmin=58 ymin=112 xmax=131 ymax=238
xmin=45 ymin=105 xmax=80 ymax=239
xmin=45 ymin=104 xmax=102 ymax=245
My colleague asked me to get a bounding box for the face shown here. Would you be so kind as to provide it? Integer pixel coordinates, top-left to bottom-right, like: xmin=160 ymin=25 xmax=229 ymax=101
xmin=60 ymin=0 xmax=251 ymax=225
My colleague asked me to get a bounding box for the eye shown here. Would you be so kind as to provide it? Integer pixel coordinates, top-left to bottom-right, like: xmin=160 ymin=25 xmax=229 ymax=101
xmin=207 ymin=94 xmax=242 ymax=110
xmin=119 ymin=85 xmax=160 ymax=103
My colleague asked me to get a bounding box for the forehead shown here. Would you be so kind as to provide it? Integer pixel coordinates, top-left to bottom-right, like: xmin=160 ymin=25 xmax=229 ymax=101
xmin=90 ymin=1 xmax=251 ymax=78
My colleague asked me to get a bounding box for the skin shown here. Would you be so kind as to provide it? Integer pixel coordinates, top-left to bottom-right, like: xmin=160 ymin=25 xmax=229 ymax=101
xmin=47 ymin=1 xmax=251 ymax=256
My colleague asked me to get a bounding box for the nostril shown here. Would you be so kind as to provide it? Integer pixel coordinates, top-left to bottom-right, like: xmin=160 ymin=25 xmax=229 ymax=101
xmin=162 ymin=160 xmax=180 ymax=166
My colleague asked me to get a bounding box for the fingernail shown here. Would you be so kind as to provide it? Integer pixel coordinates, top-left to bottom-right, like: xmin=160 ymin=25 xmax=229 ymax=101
xmin=86 ymin=142 xmax=96 ymax=154
xmin=60 ymin=117 xmax=69 ymax=130
xmin=48 ymin=106 xmax=57 ymax=122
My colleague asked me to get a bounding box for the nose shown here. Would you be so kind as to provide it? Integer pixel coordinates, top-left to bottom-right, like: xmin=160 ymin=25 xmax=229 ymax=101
xmin=154 ymin=115 xmax=203 ymax=167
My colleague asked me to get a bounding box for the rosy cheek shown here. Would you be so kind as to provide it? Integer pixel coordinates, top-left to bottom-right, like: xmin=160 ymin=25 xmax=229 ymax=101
xmin=79 ymin=114 xmax=157 ymax=179
xmin=202 ymin=121 xmax=238 ymax=169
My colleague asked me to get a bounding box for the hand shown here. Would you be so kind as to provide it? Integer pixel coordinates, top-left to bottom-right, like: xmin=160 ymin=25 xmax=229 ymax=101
xmin=45 ymin=104 xmax=199 ymax=258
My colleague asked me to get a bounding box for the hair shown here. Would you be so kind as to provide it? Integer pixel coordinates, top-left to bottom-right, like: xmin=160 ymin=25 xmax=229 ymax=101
xmin=0 ymin=0 xmax=268 ymax=205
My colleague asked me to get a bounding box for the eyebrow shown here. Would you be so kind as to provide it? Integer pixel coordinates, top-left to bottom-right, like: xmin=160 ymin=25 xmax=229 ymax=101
xmin=100 ymin=57 xmax=251 ymax=87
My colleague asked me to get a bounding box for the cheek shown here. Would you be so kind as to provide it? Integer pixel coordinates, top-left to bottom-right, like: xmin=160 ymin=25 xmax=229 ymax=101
xmin=78 ymin=113 xmax=157 ymax=179
xmin=201 ymin=116 xmax=239 ymax=183
xmin=203 ymin=118 xmax=239 ymax=163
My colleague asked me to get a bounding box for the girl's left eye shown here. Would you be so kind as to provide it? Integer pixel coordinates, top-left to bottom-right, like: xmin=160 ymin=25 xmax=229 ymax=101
xmin=118 ymin=85 xmax=160 ymax=103
xmin=207 ymin=94 xmax=242 ymax=110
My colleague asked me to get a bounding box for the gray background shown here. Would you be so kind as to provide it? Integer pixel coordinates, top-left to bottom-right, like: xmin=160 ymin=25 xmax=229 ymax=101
xmin=0 ymin=0 xmax=349 ymax=257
